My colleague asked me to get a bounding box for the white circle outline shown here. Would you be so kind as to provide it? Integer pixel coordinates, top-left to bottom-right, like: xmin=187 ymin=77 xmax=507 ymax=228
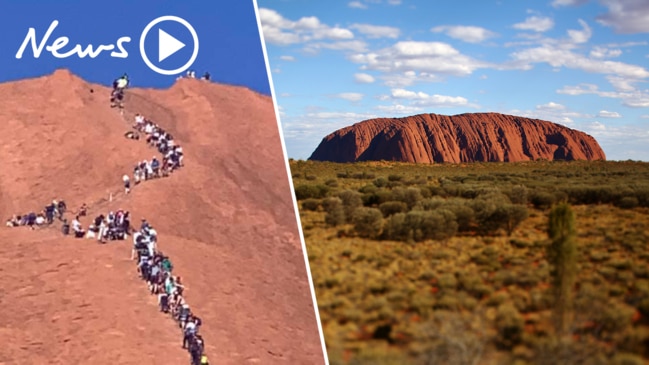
xmin=139 ymin=15 xmax=199 ymax=75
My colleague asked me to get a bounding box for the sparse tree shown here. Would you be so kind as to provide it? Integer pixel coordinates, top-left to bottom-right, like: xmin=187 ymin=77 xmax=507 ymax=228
xmin=352 ymin=207 xmax=384 ymax=239
xmin=323 ymin=197 xmax=346 ymax=226
xmin=546 ymin=202 xmax=578 ymax=337
xmin=338 ymin=190 xmax=363 ymax=223
xmin=500 ymin=204 xmax=528 ymax=236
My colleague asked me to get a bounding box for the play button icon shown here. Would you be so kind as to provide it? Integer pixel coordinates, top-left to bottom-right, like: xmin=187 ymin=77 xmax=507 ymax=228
xmin=158 ymin=29 xmax=185 ymax=62
xmin=139 ymin=15 xmax=199 ymax=75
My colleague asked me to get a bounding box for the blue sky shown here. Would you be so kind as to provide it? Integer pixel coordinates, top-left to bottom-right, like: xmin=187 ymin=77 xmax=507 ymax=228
xmin=259 ymin=0 xmax=649 ymax=161
xmin=0 ymin=0 xmax=271 ymax=95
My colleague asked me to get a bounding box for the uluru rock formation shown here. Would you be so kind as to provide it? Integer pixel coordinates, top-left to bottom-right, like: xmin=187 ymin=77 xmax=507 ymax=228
xmin=309 ymin=112 xmax=606 ymax=163
xmin=0 ymin=69 xmax=324 ymax=364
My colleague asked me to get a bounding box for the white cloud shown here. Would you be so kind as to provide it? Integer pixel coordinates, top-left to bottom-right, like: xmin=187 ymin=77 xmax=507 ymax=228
xmin=597 ymin=110 xmax=622 ymax=118
xmin=379 ymin=71 xmax=445 ymax=87
xmin=551 ymin=0 xmax=588 ymax=7
xmin=624 ymin=97 xmax=649 ymax=108
xmin=536 ymin=102 xmax=566 ymax=110
xmin=606 ymin=76 xmax=638 ymax=91
xmin=606 ymin=41 xmax=648 ymax=48
xmin=590 ymin=46 xmax=622 ymax=58
xmin=587 ymin=121 xmax=607 ymax=131
xmin=279 ymin=55 xmax=295 ymax=61
xmin=350 ymin=23 xmax=401 ymax=38
xmin=431 ymin=25 xmax=497 ymax=43
xmin=335 ymin=92 xmax=364 ymax=102
xmin=513 ymin=16 xmax=555 ymax=32
xmin=375 ymin=104 xmax=424 ymax=114
xmin=557 ymin=83 xmax=616 ymax=96
xmin=304 ymin=40 xmax=368 ymax=53
xmin=259 ymin=8 xmax=354 ymax=46
xmin=567 ymin=19 xmax=592 ymax=43
xmin=388 ymin=88 xmax=473 ymax=108
xmin=305 ymin=111 xmax=378 ymax=120
xmin=596 ymin=0 xmax=649 ymax=34
xmin=354 ymin=73 xmax=375 ymax=83
xmin=510 ymin=44 xmax=649 ymax=79
xmin=279 ymin=110 xmax=381 ymax=157
xmin=557 ymin=83 xmax=649 ymax=108
xmin=568 ymin=120 xmax=649 ymax=161
xmin=348 ymin=1 xmax=368 ymax=9
xmin=349 ymin=41 xmax=491 ymax=83
xmin=505 ymin=107 xmax=585 ymax=126
xmin=281 ymin=110 xmax=378 ymax=140
xmin=345 ymin=0 xmax=401 ymax=9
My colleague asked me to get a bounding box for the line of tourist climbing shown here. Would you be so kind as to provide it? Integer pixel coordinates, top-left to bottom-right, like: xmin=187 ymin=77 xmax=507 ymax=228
xmin=4 ymin=73 xmax=210 ymax=364
xmin=133 ymin=218 xmax=210 ymax=365
xmin=5 ymin=200 xmax=88 ymax=229
xmin=112 ymin=77 xmax=209 ymax=365
xmin=122 ymin=113 xmax=185 ymax=194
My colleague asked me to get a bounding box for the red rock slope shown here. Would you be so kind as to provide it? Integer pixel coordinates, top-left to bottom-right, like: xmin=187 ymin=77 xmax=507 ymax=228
xmin=0 ymin=69 xmax=324 ymax=364
xmin=309 ymin=112 xmax=606 ymax=163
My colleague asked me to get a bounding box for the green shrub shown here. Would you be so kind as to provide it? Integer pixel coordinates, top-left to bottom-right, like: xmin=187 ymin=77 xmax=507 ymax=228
xmin=362 ymin=189 xmax=393 ymax=207
xmin=338 ymin=190 xmax=363 ymax=223
xmin=500 ymin=204 xmax=529 ymax=236
xmin=415 ymin=197 xmax=445 ymax=211
xmin=617 ymin=196 xmax=639 ymax=209
xmin=323 ymin=197 xmax=346 ymax=226
xmin=441 ymin=200 xmax=476 ymax=232
xmin=596 ymin=299 xmax=636 ymax=333
xmin=437 ymin=273 xmax=457 ymax=290
xmin=383 ymin=209 xmax=458 ymax=242
xmin=301 ymin=198 xmax=320 ymax=211
xmin=471 ymin=198 xmax=526 ymax=235
xmin=508 ymin=185 xmax=529 ymax=205
xmin=434 ymin=295 xmax=459 ymax=310
xmin=352 ymin=172 xmax=375 ymax=179
xmin=531 ymin=191 xmax=555 ymax=209
xmin=294 ymin=184 xmax=329 ymax=200
xmin=383 ymin=213 xmax=408 ymax=241
xmin=324 ymin=178 xmax=338 ymax=187
xmin=427 ymin=185 xmax=446 ymax=197
xmin=391 ymin=187 xmax=423 ymax=209
xmin=495 ymin=303 xmax=524 ymax=349
xmin=352 ymin=207 xmax=384 ymax=239
xmin=459 ymin=273 xmax=491 ymax=299
xmin=379 ymin=201 xmax=408 ymax=217
xmin=359 ymin=184 xmax=378 ymax=194
xmin=373 ymin=177 xmax=388 ymax=187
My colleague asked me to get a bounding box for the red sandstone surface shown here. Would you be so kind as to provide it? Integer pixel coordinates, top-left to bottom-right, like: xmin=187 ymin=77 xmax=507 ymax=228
xmin=0 ymin=69 xmax=324 ymax=364
xmin=309 ymin=113 xmax=606 ymax=163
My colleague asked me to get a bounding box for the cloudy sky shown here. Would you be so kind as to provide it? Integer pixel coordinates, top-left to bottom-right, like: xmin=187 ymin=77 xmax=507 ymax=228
xmin=258 ymin=0 xmax=649 ymax=161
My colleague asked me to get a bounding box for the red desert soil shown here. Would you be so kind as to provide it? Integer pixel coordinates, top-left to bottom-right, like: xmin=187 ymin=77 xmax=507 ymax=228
xmin=0 ymin=69 xmax=325 ymax=365
xmin=309 ymin=113 xmax=606 ymax=163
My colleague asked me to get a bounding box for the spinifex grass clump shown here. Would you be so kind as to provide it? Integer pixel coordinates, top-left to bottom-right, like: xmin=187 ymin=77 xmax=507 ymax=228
xmin=546 ymin=202 xmax=578 ymax=337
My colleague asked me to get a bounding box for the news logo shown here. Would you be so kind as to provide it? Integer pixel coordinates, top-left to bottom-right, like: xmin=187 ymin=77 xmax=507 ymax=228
xmin=15 ymin=15 xmax=199 ymax=75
